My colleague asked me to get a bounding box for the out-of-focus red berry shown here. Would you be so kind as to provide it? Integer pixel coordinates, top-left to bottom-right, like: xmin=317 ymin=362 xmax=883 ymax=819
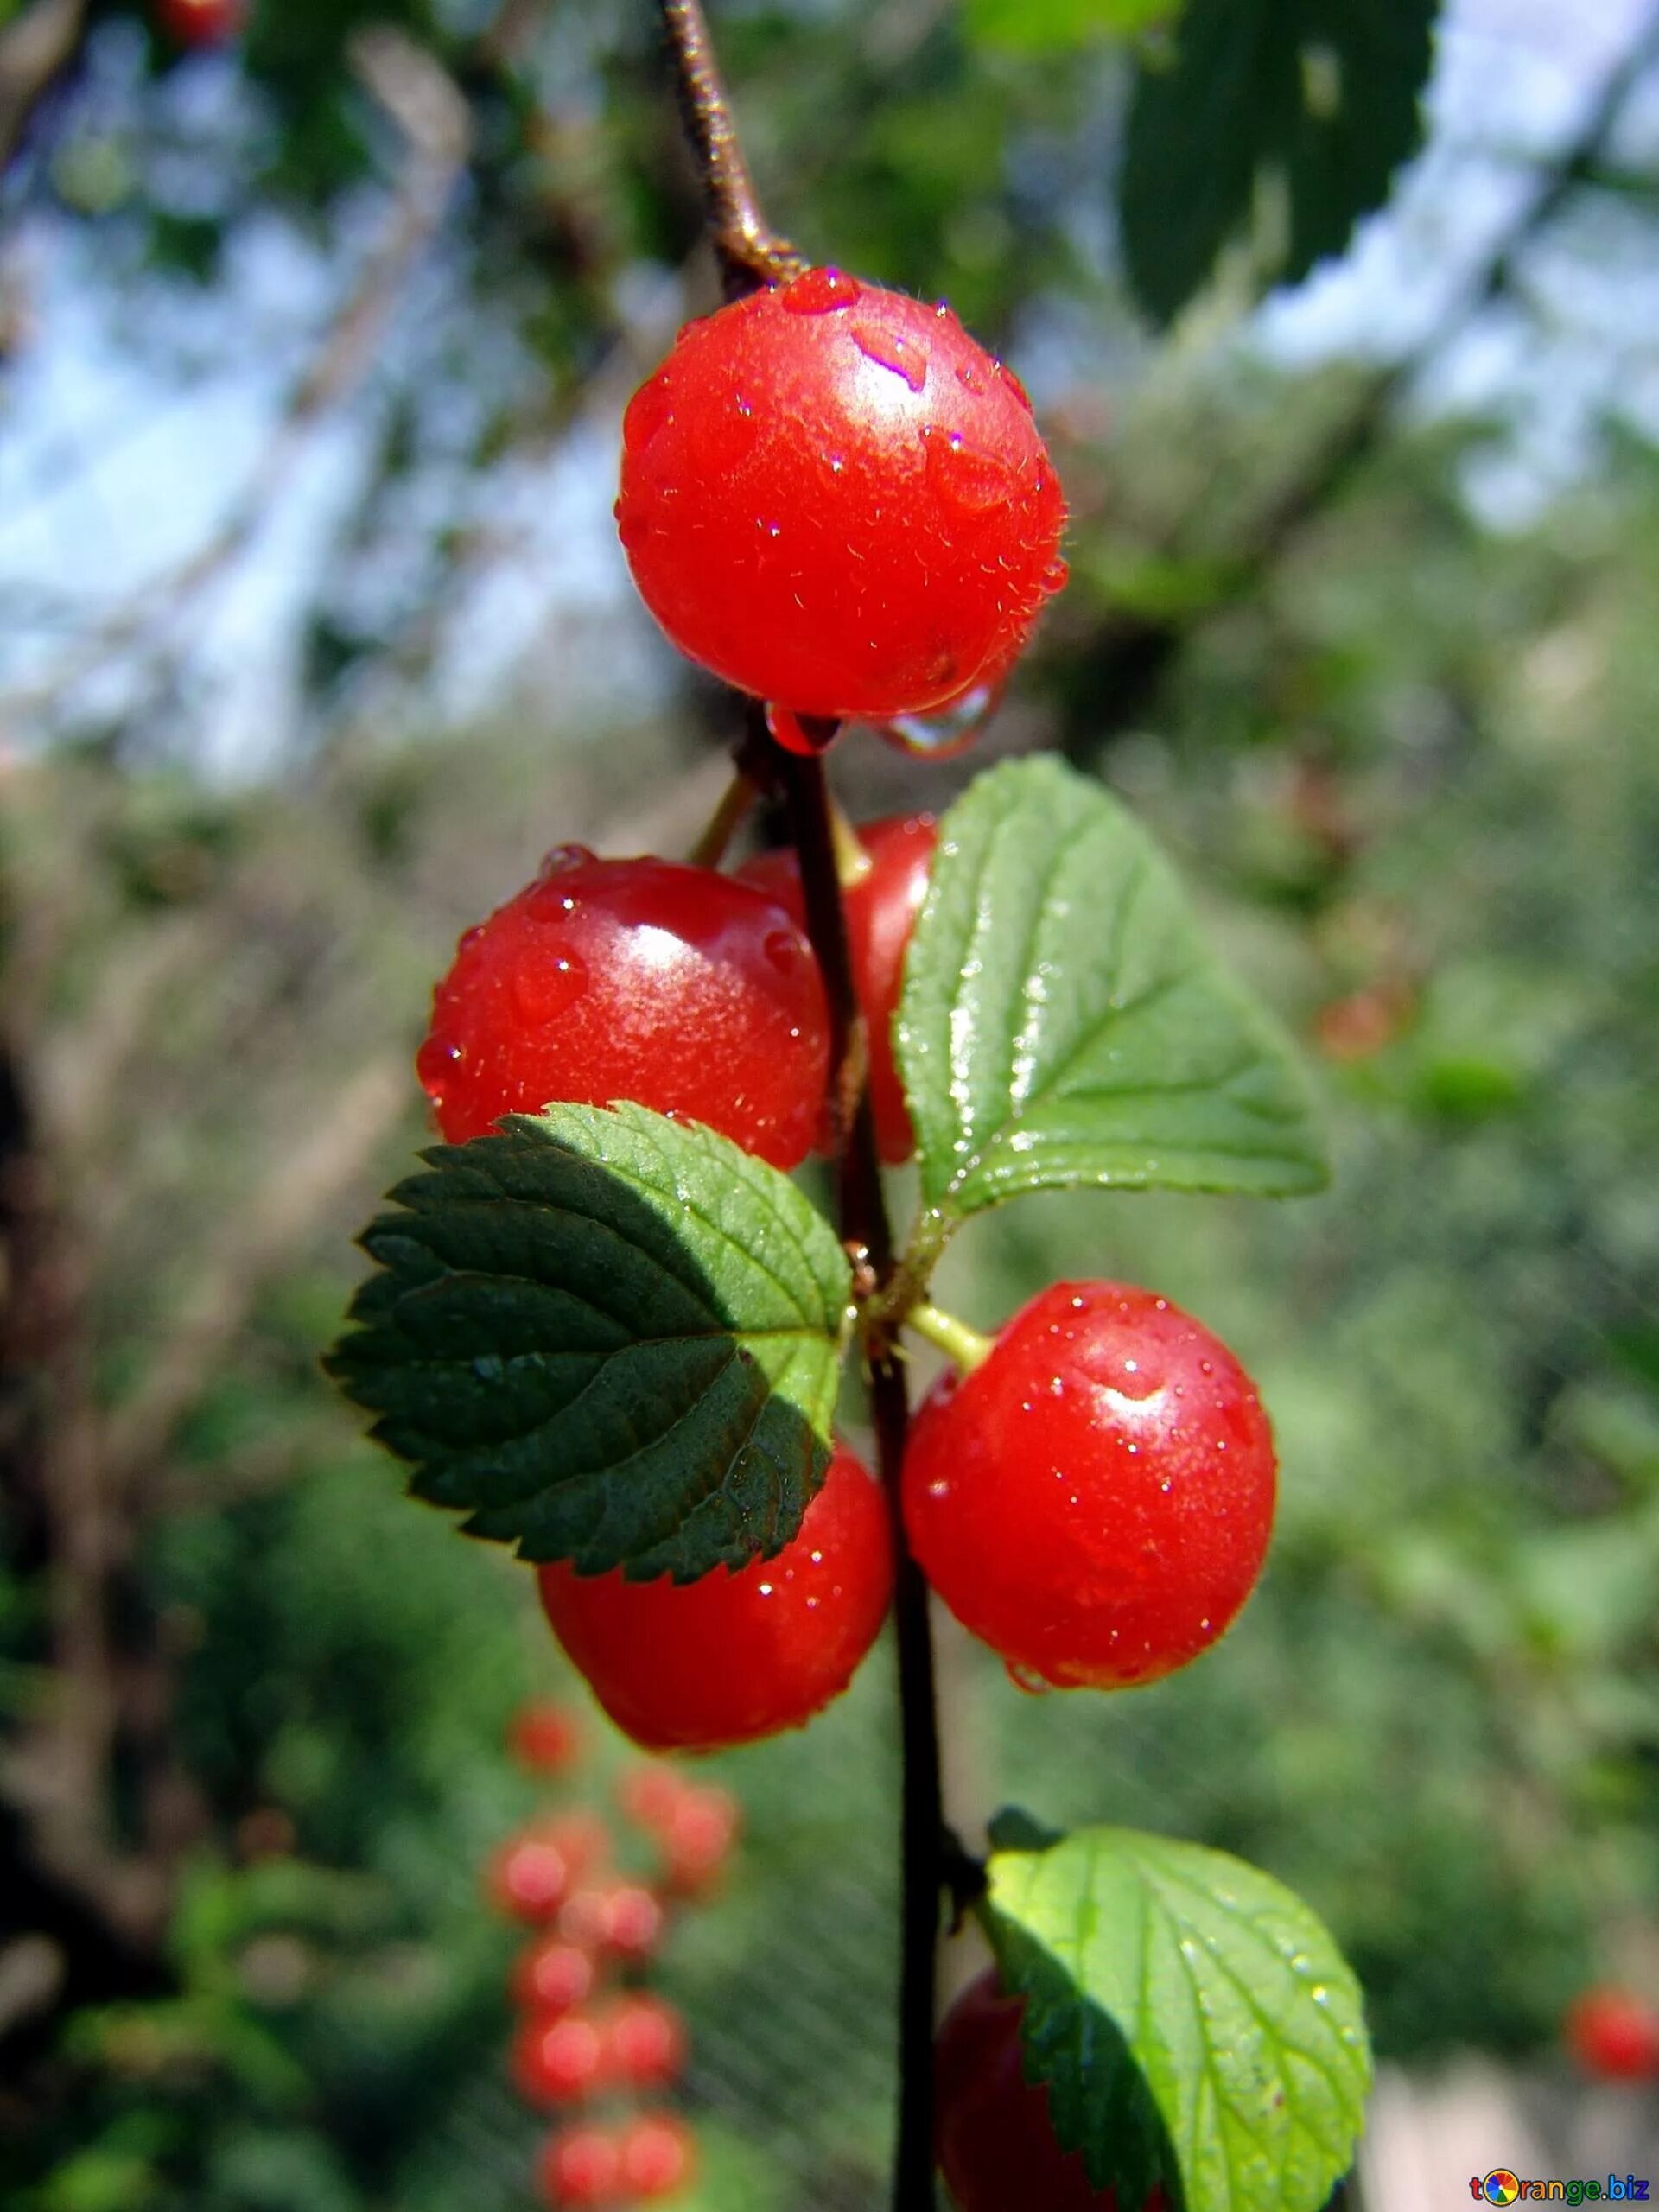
xmin=539 ymin=1443 xmax=892 ymax=1753
xmin=537 ymin=2125 xmax=623 ymax=2207
xmin=486 ymin=1831 xmax=574 ymax=1923
xmin=560 ymin=1882 xmax=664 ymax=1963
xmin=1564 ymin=1986 xmax=1659 ymax=2082
xmin=618 ymin=2113 xmax=696 ymax=2198
xmin=512 ymin=1936 xmax=596 ymax=2017
xmin=155 ymin=0 xmax=242 ymax=48
xmin=539 ymin=1811 xmax=611 ymax=1883
xmin=617 ymin=270 xmax=1066 ymax=721
xmin=510 ymin=1700 xmax=584 ymax=1775
xmin=512 ymin=2012 xmax=608 ymax=2107
xmin=659 ymin=1786 xmax=741 ymax=1897
xmin=739 ymin=813 xmax=938 ymax=1162
xmin=603 ymin=1994 xmax=687 ymax=2088
xmin=903 ymin=1283 xmax=1276 ymax=1690
xmin=416 ymin=849 xmax=830 ymax=1169
xmin=616 ymin=1765 xmax=690 ymax=1833
xmin=935 ymin=1968 xmax=1167 ymax=2212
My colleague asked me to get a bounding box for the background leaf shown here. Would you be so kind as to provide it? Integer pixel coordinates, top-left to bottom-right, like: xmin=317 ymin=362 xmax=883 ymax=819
xmin=1119 ymin=0 xmax=1439 ymax=325
xmin=327 ymin=1104 xmax=852 ymax=1580
xmin=895 ymin=757 xmax=1326 ymax=1220
xmin=965 ymin=0 xmax=1182 ymax=54
xmin=982 ymin=1820 xmax=1371 ymax=2211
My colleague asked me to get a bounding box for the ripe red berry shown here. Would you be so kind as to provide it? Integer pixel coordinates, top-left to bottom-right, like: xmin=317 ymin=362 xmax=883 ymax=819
xmin=658 ymin=1785 xmax=741 ymax=1897
xmin=537 ymin=2125 xmax=623 ymax=2208
xmin=538 ymin=1442 xmax=893 ymax=1751
xmin=1563 ymin=1986 xmax=1659 ymax=2082
xmin=155 ymin=0 xmax=242 ymax=48
xmin=417 ymin=848 xmax=830 ymax=1169
xmin=486 ymin=1830 xmax=575 ymax=1923
xmin=616 ymin=269 xmax=1066 ymax=721
xmin=740 ymin=813 xmax=938 ymax=1163
xmin=603 ymin=1994 xmax=687 ymax=2088
xmin=512 ymin=2012 xmax=608 ymax=2107
xmin=936 ymin=1969 xmax=1166 ymax=2212
xmin=903 ymin=1283 xmax=1276 ymax=1690
xmin=618 ymin=2113 xmax=696 ymax=2198
xmin=512 ymin=1936 xmax=596 ymax=2017
xmin=510 ymin=1700 xmax=583 ymax=1776
xmin=560 ymin=1881 xmax=664 ymax=1963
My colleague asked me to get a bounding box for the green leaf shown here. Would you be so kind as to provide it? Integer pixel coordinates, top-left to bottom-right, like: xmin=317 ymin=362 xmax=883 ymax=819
xmin=327 ymin=1104 xmax=853 ymax=1581
xmin=982 ymin=1821 xmax=1371 ymax=2211
xmin=894 ymin=757 xmax=1326 ymax=1221
xmin=965 ymin=0 xmax=1182 ymax=54
xmin=1118 ymin=0 xmax=1438 ymax=326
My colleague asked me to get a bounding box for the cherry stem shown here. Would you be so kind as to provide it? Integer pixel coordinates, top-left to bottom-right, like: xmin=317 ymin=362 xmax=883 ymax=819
xmin=685 ymin=767 xmax=758 ymax=868
xmin=906 ymin=1303 xmax=993 ymax=1376
xmin=653 ymin=0 xmax=806 ymax=300
xmin=773 ymin=727 xmax=944 ymax=2212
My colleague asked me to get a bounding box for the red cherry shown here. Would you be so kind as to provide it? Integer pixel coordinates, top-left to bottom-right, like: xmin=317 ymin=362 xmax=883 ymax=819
xmin=936 ymin=1969 xmax=1166 ymax=2212
xmin=658 ymin=1786 xmax=741 ymax=1897
xmin=616 ymin=271 xmax=1066 ymax=721
xmin=509 ymin=1700 xmax=584 ymax=1776
xmin=739 ymin=813 xmax=938 ymax=1163
xmin=512 ymin=2011 xmax=608 ymax=2107
xmin=903 ymin=1282 xmax=1276 ymax=1690
xmin=155 ymin=0 xmax=242 ymax=48
xmin=618 ymin=2113 xmax=696 ymax=2198
xmin=603 ymin=1994 xmax=688 ymax=2088
xmin=560 ymin=1881 xmax=664 ymax=1962
xmin=537 ymin=2125 xmax=623 ymax=2207
xmin=538 ymin=1442 xmax=893 ymax=1751
xmin=486 ymin=1831 xmax=574 ymax=1923
xmin=417 ymin=849 xmax=830 ymax=1169
xmin=511 ymin=1936 xmax=596 ymax=2016
xmin=1564 ymin=1986 xmax=1659 ymax=2082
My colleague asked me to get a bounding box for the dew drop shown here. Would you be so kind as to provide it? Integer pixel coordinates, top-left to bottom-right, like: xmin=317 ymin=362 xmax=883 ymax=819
xmin=538 ymin=843 xmax=595 ymax=879
xmin=1005 ymin=1660 xmax=1052 ymax=1697
xmin=766 ymin=703 xmax=841 ymax=757
xmin=763 ymin=929 xmax=805 ymax=975
xmin=925 ymin=427 xmax=1014 ymax=515
xmin=781 ymin=265 xmax=861 ymax=315
xmin=613 ymin=498 xmax=649 ymax=553
xmin=621 ymin=375 xmax=674 ymax=453
xmin=850 ymin=317 xmax=929 ymax=391
xmin=996 ymin=360 xmax=1034 ymax=412
xmin=512 ymin=950 xmax=588 ymax=1024
xmin=876 ymin=676 xmax=1005 ymax=760
xmin=1042 ymin=556 xmax=1070 ymax=595
xmin=955 ymin=359 xmax=990 ymax=397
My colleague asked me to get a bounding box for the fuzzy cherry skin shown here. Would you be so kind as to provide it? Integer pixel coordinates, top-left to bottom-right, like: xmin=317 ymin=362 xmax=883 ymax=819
xmin=537 ymin=1442 xmax=893 ymax=1752
xmin=740 ymin=813 xmax=938 ymax=1163
xmin=903 ymin=1283 xmax=1276 ymax=1690
xmin=1564 ymin=1986 xmax=1659 ymax=2082
xmin=936 ymin=1970 xmax=1164 ymax=2212
xmin=417 ymin=849 xmax=830 ymax=1168
xmin=616 ymin=268 xmax=1066 ymax=721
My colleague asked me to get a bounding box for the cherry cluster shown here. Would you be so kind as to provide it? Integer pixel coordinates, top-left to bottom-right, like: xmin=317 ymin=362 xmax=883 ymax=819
xmin=420 ymin=271 xmax=1282 ymax=2209
xmin=487 ymin=1700 xmax=738 ymax=2205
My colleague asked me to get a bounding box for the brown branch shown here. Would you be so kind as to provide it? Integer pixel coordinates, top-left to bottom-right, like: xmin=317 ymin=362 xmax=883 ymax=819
xmin=0 ymin=0 xmax=87 ymax=175
xmin=654 ymin=0 xmax=804 ymax=298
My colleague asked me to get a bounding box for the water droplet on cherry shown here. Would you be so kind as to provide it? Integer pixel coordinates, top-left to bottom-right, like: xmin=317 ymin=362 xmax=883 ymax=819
xmin=850 ymin=318 xmax=929 ymax=392
xmin=876 ymin=674 xmax=1005 ymax=759
xmin=924 ymin=427 xmax=1014 ymax=515
xmin=512 ymin=950 xmax=588 ymax=1023
xmin=766 ymin=704 xmax=840 ymax=756
xmin=1005 ymin=1661 xmax=1052 ymax=1697
xmin=781 ymin=266 xmax=861 ymax=315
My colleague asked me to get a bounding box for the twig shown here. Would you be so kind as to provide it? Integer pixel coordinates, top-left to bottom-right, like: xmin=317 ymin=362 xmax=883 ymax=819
xmin=654 ymin=0 xmax=804 ymax=298
xmin=0 ymin=0 xmax=87 ymax=175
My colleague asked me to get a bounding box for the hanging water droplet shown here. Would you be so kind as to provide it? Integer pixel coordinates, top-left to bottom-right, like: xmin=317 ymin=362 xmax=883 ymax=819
xmin=875 ymin=675 xmax=1005 ymax=760
xmin=1005 ymin=1660 xmax=1052 ymax=1697
xmin=538 ymin=843 xmax=595 ymax=879
xmin=766 ymin=704 xmax=840 ymax=757
xmin=781 ymin=266 xmax=861 ymax=315
xmin=850 ymin=317 xmax=929 ymax=391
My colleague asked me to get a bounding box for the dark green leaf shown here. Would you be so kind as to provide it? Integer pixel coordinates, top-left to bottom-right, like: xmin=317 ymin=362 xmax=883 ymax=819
xmin=982 ymin=1821 xmax=1371 ymax=2211
xmin=965 ymin=0 xmax=1181 ymax=54
xmin=894 ymin=757 xmax=1326 ymax=1220
xmin=327 ymin=1104 xmax=853 ymax=1580
xmin=1119 ymin=0 xmax=1438 ymax=326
